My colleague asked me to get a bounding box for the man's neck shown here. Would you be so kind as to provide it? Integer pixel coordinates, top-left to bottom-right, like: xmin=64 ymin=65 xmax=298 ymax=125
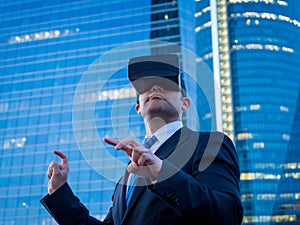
xmin=144 ymin=117 xmax=180 ymax=136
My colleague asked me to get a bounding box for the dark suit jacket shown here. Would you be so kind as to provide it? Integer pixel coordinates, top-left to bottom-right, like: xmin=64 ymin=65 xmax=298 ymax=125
xmin=40 ymin=127 xmax=243 ymax=225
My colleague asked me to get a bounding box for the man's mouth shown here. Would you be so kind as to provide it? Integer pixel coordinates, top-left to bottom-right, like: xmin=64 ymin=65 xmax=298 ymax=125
xmin=146 ymin=94 xmax=165 ymax=102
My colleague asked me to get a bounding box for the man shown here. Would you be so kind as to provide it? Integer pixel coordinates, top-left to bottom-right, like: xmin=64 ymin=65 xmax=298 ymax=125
xmin=41 ymin=54 xmax=243 ymax=224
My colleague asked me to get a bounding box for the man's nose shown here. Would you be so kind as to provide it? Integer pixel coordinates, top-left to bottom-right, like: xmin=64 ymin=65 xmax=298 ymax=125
xmin=150 ymin=85 xmax=164 ymax=92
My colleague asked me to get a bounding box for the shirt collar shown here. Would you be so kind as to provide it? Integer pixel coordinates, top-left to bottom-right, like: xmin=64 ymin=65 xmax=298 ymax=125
xmin=146 ymin=121 xmax=183 ymax=152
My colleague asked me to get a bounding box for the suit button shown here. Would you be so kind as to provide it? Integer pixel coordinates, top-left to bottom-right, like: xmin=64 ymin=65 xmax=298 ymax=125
xmin=165 ymin=190 xmax=172 ymax=197
xmin=165 ymin=190 xmax=179 ymax=205
xmin=172 ymin=194 xmax=179 ymax=205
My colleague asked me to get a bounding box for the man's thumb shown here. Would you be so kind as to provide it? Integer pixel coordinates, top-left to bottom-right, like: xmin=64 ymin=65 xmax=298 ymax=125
xmin=52 ymin=161 xmax=60 ymax=174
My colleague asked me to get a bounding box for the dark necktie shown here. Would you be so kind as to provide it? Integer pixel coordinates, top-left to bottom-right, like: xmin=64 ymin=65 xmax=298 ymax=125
xmin=125 ymin=135 xmax=157 ymax=207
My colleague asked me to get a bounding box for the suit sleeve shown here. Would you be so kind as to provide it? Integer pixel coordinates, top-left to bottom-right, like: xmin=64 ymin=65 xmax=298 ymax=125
xmin=40 ymin=182 xmax=113 ymax=225
xmin=148 ymin=132 xmax=244 ymax=225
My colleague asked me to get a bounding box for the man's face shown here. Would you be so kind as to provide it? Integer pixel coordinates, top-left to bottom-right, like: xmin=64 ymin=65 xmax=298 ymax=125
xmin=136 ymin=85 xmax=190 ymax=122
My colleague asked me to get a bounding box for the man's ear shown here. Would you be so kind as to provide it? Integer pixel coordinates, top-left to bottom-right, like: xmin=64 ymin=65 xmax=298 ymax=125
xmin=182 ymin=97 xmax=190 ymax=111
xmin=135 ymin=104 xmax=141 ymax=114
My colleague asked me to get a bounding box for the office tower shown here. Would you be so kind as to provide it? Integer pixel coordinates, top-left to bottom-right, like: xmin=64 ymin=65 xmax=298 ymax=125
xmin=0 ymin=1 xmax=205 ymax=224
xmin=0 ymin=1 xmax=158 ymax=224
xmin=207 ymin=0 xmax=300 ymax=224
xmin=1 ymin=0 xmax=299 ymax=225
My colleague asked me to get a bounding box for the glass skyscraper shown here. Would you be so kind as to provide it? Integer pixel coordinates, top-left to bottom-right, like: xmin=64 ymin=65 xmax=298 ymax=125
xmin=208 ymin=0 xmax=300 ymax=224
xmin=0 ymin=1 xmax=160 ymax=224
xmin=0 ymin=1 xmax=203 ymax=224
xmin=1 ymin=0 xmax=299 ymax=224
xmin=194 ymin=0 xmax=300 ymax=224
xmin=225 ymin=1 xmax=300 ymax=224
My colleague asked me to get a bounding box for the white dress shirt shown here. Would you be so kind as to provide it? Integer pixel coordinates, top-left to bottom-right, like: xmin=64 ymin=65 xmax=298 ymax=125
xmin=147 ymin=120 xmax=183 ymax=153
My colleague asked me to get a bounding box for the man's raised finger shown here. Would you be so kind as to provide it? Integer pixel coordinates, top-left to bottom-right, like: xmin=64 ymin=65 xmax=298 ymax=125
xmin=104 ymin=137 xmax=133 ymax=156
xmin=53 ymin=150 xmax=68 ymax=166
xmin=103 ymin=137 xmax=118 ymax=147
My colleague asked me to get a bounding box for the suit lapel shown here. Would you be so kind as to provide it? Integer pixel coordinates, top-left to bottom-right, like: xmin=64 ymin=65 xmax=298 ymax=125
xmin=155 ymin=127 xmax=193 ymax=159
xmin=125 ymin=177 xmax=146 ymax=208
xmin=113 ymin=174 xmax=127 ymax=221
xmin=121 ymin=175 xmax=146 ymax=223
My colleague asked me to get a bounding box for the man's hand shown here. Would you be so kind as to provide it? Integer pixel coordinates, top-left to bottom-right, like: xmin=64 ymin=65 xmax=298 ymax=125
xmin=104 ymin=136 xmax=162 ymax=179
xmin=47 ymin=150 xmax=69 ymax=195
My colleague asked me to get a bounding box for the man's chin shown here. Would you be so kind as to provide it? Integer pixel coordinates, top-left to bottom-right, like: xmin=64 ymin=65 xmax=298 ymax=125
xmin=147 ymin=107 xmax=179 ymax=122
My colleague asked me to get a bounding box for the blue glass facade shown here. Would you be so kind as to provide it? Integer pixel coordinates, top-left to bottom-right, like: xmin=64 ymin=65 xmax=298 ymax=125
xmin=170 ymin=0 xmax=300 ymax=223
xmin=1 ymin=1 xmax=212 ymax=224
xmin=227 ymin=0 xmax=300 ymax=224
xmin=1 ymin=0 xmax=300 ymax=224
xmin=0 ymin=1 xmax=153 ymax=224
